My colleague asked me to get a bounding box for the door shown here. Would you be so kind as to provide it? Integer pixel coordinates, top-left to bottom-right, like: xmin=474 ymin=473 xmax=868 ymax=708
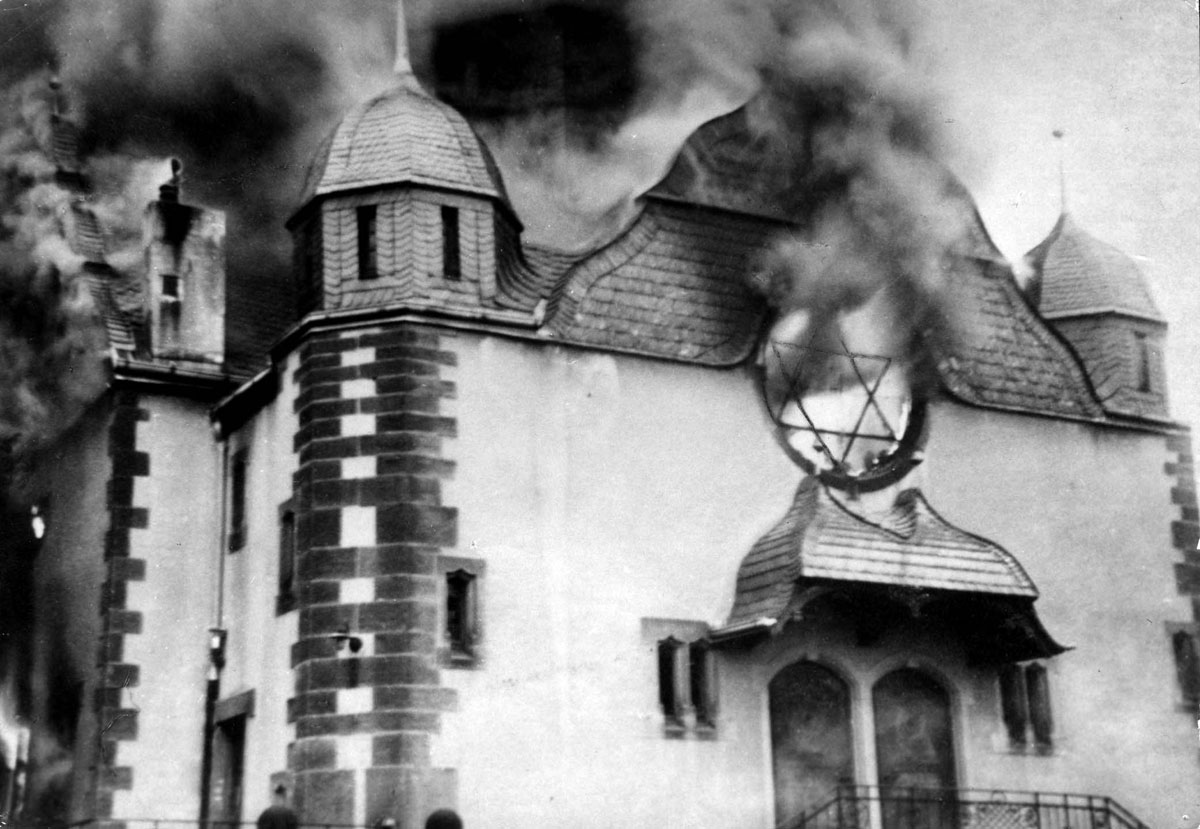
xmin=209 ymin=714 xmax=246 ymax=829
xmin=873 ymin=669 xmax=957 ymax=829
xmin=769 ymin=661 xmax=855 ymax=826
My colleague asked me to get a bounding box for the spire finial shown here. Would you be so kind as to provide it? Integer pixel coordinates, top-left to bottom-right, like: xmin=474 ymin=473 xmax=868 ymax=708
xmin=395 ymin=0 xmax=413 ymax=75
xmin=1052 ymin=129 xmax=1067 ymax=215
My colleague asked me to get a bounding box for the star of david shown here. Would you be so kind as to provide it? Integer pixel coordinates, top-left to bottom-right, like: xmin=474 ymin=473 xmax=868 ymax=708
xmin=763 ymin=335 xmax=927 ymax=492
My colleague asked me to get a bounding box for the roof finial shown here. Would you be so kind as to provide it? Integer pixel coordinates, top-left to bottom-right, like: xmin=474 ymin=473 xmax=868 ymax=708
xmin=395 ymin=0 xmax=413 ymax=75
xmin=1052 ymin=129 xmax=1067 ymax=215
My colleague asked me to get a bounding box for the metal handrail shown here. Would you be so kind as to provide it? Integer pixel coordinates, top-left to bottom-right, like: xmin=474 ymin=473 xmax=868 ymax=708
xmin=779 ymin=785 xmax=1153 ymax=829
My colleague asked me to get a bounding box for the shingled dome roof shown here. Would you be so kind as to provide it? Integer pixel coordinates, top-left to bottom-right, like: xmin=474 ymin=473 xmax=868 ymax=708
xmin=1026 ymin=213 xmax=1164 ymax=322
xmin=297 ymin=79 xmax=509 ymax=212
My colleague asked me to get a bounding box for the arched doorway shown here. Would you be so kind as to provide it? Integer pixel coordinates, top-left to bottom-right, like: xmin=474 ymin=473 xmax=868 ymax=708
xmin=769 ymin=661 xmax=855 ymax=826
xmin=873 ymin=668 xmax=957 ymax=829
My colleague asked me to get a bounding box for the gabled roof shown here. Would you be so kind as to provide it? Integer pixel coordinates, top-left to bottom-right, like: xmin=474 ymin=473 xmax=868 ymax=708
xmin=728 ymin=478 xmax=1038 ymax=627
xmin=296 ymin=78 xmax=510 ymax=216
xmin=1026 ymin=213 xmax=1164 ymax=322
xmin=538 ymin=199 xmax=774 ymax=365
xmin=935 ymin=253 xmax=1107 ymax=420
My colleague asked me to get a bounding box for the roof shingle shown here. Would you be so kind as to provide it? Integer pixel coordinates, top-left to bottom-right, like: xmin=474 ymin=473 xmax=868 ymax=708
xmin=728 ymin=478 xmax=1039 ymax=628
xmin=1026 ymin=213 xmax=1164 ymax=322
xmin=298 ymin=78 xmax=510 ymax=214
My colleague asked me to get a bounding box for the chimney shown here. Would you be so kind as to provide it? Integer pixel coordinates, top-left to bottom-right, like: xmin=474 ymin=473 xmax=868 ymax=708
xmin=143 ymin=160 xmax=226 ymax=365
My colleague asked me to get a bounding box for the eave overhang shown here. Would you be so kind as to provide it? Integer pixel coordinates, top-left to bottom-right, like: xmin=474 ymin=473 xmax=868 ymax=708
xmin=716 ymin=478 xmax=1068 ymax=663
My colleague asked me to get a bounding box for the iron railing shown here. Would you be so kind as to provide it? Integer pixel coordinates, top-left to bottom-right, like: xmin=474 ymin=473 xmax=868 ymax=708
xmin=780 ymin=786 xmax=1153 ymax=829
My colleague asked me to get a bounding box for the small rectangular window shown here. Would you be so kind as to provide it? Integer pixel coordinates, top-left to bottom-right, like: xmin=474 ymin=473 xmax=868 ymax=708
xmin=441 ymin=205 xmax=461 ymax=280
xmin=657 ymin=637 xmax=684 ymax=728
xmin=446 ymin=569 xmax=476 ymax=659
xmin=276 ymin=504 xmax=297 ymax=615
xmin=161 ymin=274 xmax=180 ymax=298
xmin=998 ymin=662 xmax=1053 ymax=751
xmin=228 ymin=449 xmax=247 ymax=552
xmin=357 ymin=205 xmax=378 ymax=280
xmin=1025 ymin=664 xmax=1053 ymax=749
xmin=998 ymin=664 xmax=1029 ymax=747
xmin=1172 ymin=630 xmax=1200 ymax=706
xmin=689 ymin=640 xmax=717 ymax=729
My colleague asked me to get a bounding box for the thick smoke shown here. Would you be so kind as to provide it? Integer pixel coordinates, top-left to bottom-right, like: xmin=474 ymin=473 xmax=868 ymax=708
xmin=750 ymin=0 xmax=969 ymax=390
xmin=0 ymin=0 xmax=400 ymax=453
xmin=0 ymin=75 xmax=110 ymax=454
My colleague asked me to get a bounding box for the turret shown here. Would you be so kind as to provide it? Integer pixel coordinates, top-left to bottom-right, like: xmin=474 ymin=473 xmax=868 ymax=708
xmin=1025 ymin=213 xmax=1168 ymax=420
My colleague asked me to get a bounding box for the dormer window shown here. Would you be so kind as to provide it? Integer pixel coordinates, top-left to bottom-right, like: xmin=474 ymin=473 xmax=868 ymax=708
xmin=357 ymin=205 xmax=378 ymax=280
xmin=441 ymin=205 xmax=460 ymax=280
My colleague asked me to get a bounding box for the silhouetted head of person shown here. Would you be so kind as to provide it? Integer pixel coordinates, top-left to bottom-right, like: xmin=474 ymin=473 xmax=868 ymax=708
xmin=425 ymin=809 xmax=462 ymax=829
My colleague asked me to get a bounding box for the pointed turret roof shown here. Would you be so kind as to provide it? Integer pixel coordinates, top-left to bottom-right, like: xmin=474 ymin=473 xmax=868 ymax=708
xmin=1025 ymin=213 xmax=1164 ymax=323
xmin=293 ymin=2 xmax=510 ymax=219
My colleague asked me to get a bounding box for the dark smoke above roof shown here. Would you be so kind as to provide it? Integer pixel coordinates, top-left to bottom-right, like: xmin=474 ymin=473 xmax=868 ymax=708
xmin=295 ymin=78 xmax=511 ymax=216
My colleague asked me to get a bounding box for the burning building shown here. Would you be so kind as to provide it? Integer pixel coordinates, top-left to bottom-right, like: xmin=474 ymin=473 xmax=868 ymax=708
xmin=3 ymin=1 xmax=1199 ymax=828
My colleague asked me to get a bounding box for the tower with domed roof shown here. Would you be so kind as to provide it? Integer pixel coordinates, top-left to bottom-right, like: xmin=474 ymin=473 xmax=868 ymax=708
xmin=1024 ymin=212 xmax=1168 ymax=421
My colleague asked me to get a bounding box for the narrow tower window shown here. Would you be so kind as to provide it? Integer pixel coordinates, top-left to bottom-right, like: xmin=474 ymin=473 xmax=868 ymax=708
xmin=357 ymin=205 xmax=378 ymax=280
xmin=441 ymin=205 xmax=461 ymax=280
xmin=228 ymin=449 xmax=247 ymax=552
xmin=161 ymin=274 xmax=180 ymax=298
xmin=446 ymin=569 xmax=476 ymax=658
xmin=277 ymin=505 xmax=297 ymax=614
xmin=1134 ymin=332 xmax=1152 ymax=392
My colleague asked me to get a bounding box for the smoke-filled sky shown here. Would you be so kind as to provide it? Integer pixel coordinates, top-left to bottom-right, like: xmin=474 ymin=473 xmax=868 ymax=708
xmin=0 ymin=0 xmax=1196 ymax=434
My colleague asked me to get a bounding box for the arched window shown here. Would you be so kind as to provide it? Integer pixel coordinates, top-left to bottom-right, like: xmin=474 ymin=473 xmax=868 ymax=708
xmin=769 ymin=661 xmax=854 ymax=826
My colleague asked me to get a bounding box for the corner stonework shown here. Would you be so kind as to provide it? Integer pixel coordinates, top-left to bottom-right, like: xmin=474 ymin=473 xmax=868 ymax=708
xmin=94 ymin=390 xmax=150 ymax=820
xmin=288 ymin=324 xmax=459 ymax=829
xmin=1170 ymin=432 xmax=1200 ymax=617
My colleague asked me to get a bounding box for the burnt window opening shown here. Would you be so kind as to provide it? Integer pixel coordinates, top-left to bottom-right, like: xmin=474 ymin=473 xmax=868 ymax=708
xmin=441 ymin=205 xmax=461 ymax=279
xmin=1135 ymin=332 xmax=1152 ymax=392
xmin=1172 ymin=630 xmax=1200 ymax=707
xmin=357 ymin=204 xmax=378 ymax=280
xmin=657 ymin=637 xmax=684 ymax=728
xmin=446 ymin=569 xmax=477 ymax=659
xmin=161 ymin=273 xmax=180 ymax=298
xmin=689 ymin=640 xmax=717 ymax=729
xmin=998 ymin=662 xmax=1053 ymax=751
xmin=276 ymin=505 xmax=297 ymax=615
xmin=228 ymin=449 xmax=247 ymax=552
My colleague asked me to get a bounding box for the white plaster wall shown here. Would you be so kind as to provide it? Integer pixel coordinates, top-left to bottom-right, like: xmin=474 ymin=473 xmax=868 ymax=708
xmin=922 ymin=406 xmax=1199 ymax=826
xmin=221 ymin=351 xmax=302 ymax=819
xmin=437 ymin=335 xmax=801 ymax=829
xmin=114 ymin=395 xmax=222 ymax=821
xmin=433 ymin=332 xmax=1198 ymax=828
